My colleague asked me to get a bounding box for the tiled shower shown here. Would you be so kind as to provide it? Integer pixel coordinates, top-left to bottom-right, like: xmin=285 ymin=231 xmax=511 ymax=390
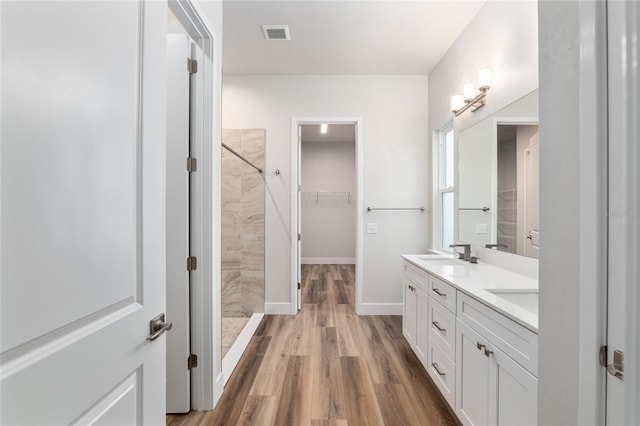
xmin=221 ymin=129 xmax=265 ymax=358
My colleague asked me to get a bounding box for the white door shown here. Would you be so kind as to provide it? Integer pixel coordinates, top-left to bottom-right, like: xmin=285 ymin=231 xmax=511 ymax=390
xmin=297 ymin=125 xmax=302 ymax=310
xmin=606 ymin=1 xmax=639 ymax=424
xmin=524 ymin=134 xmax=539 ymax=259
xmin=166 ymin=34 xmax=192 ymax=414
xmin=1 ymin=1 xmax=167 ymax=424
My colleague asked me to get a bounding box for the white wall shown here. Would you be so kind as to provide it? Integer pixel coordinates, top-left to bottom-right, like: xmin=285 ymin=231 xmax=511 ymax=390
xmin=222 ymin=75 xmax=429 ymax=311
xmin=301 ymin=141 xmax=356 ymax=263
xmin=428 ymin=0 xmax=538 ymax=134
xmin=538 ymin=1 xmax=608 ymax=424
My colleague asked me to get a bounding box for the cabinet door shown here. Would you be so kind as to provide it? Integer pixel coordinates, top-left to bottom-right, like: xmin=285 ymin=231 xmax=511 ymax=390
xmin=402 ymin=277 xmax=417 ymax=346
xmin=456 ymin=319 xmax=490 ymax=426
xmin=488 ymin=345 xmax=537 ymax=426
xmin=415 ymin=287 xmax=429 ymax=363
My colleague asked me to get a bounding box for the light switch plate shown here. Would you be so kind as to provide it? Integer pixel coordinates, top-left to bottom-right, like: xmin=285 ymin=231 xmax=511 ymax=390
xmin=476 ymin=223 xmax=488 ymax=234
xmin=367 ymin=223 xmax=378 ymax=234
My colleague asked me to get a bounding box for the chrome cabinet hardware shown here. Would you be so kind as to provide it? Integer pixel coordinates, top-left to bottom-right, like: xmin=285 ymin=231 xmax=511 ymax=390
xmin=484 ymin=348 xmax=494 ymax=357
xmin=147 ymin=313 xmax=173 ymax=341
xmin=433 ymin=288 xmax=446 ymax=297
xmin=432 ymin=321 xmax=446 ymax=332
xmin=476 ymin=342 xmax=486 ymax=351
xmin=432 ymin=363 xmax=446 ymax=376
xmin=607 ymin=350 xmax=624 ymax=380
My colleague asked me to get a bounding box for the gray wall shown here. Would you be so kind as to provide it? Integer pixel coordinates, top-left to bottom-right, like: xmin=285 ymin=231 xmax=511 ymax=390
xmin=301 ymin=141 xmax=356 ymax=263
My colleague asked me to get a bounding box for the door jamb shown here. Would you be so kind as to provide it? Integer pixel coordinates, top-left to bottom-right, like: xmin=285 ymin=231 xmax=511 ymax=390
xmin=168 ymin=0 xmax=222 ymax=410
xmin=290 ymin=117 xmax=364 ymax=315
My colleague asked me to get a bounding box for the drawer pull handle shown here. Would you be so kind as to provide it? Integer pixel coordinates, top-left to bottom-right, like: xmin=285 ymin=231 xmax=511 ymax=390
xmin=432 ymin=321 xmax=446 ymax=332
xmin=484 ymin=349 xmax=494 ymax=357
xmin=432 ymin=363 xmax=446 ymax=376
xmin=476 ymin=342 xmax=486 ymax=351
xmin=433 ymin=288 xmax=446 ymax=297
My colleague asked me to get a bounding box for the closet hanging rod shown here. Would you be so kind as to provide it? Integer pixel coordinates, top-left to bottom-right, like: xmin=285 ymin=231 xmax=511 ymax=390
xmin=367 ymin=207 xmax=425 ymax=212
xmin=221 ymin=143 xmax=263 ymax=174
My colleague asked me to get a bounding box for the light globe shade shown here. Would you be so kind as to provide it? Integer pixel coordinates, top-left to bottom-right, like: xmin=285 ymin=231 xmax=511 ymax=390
xmin=320 ymin=123 xmax=328 ymax=134
xmin=450 ymin=94 xmax=463 ymax=112
xmin=463 ymin=82 xmax=476 ymax=102
xmin=478 ymin=68 xmax=491 ymax=90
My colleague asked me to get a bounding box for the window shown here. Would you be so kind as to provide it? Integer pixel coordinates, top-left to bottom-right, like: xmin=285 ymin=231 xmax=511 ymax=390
xmin=434 ymin=124 xmax=455 ymax=250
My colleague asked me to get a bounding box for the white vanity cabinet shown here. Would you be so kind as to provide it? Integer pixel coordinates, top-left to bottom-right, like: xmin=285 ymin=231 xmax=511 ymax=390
xmin=402 ymin=262 xmax=430 ymax=364
xmin=401 ymin=258 xmax=539 ymax=426
xmin=456 ymin=293 xmax=538 ymax=426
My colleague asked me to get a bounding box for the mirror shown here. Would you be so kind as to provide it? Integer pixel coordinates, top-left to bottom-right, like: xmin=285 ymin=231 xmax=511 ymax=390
xmin=457 ymin=90 xmax=539 ymax=259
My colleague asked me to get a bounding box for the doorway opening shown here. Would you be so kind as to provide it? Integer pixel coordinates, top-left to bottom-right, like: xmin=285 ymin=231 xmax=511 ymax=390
xmin=291 ymin=118 xmax=364 ymax=314
xmin=300 ymin=124 xmax=356 ymax=310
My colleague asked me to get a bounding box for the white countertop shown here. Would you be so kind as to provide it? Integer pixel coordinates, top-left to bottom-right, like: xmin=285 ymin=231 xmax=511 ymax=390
xmin=402 ymin=254 xmax=539 ymax=333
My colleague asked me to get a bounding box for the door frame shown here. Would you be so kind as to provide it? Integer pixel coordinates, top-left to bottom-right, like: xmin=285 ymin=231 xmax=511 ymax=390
xmin=290 ymin=117 xmax=364 ymax=315
xmin=168 ymin=0 xmax=222 ymax=410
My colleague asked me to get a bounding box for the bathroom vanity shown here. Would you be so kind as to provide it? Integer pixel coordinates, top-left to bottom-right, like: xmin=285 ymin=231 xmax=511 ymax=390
xmin=401 ymin=254 xmax=538 ymax=426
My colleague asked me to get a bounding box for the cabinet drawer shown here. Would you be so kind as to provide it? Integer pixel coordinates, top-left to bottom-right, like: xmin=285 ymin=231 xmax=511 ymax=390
xmin=429 ymin=275 xmax=457 ymax=313
xmin=457 ymin=292 xmax=538 ymax=376
xmin=427 ymin=336 xmax=456 ymax=409
xmin=428 ymin=297 xmax=456 ymax=361
xmin=403 ymin=261 xmax=429 ymax=291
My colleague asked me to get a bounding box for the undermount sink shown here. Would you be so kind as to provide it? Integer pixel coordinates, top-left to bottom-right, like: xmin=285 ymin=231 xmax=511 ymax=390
xmin=486 ymin=289 xmax=538 ymax=315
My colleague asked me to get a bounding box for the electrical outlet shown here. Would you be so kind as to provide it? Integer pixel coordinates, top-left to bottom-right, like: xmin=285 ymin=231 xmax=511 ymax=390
xmin=367 ymin=223 xmax=378 ymax=234
xmin=476 ymin=223 xmax=488 ymax=234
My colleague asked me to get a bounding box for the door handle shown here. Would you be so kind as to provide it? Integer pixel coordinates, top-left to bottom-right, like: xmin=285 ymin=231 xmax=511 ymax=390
xmin=433 ymin=288 xmax=447 ymax=297
xmin=147 ymin=313 xmax=173 ymax=341
xmin=607 ymin=350 xmax=624 ymax=380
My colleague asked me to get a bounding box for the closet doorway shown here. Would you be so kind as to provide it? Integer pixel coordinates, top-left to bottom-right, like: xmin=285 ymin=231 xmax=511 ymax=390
xmin=291 ymin=119 xmax=363 ymax=314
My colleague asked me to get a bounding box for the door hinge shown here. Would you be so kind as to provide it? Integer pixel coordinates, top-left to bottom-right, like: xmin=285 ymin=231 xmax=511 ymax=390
xmin=298 ymin=233 xmax=301 ymax=241
xmin=187 ymin=157 xmax=197 ymax=172
xmin=187 ymin=58 xmax=198 ymax=74
xmin=187 ymin=256 xmax=197 ymax=271
xmin=298 ymin=184 xmax=302 ymax=192
xmin=298 ymin=282 xmax=301 ymax=290
xmin=599 ymin=345 xmax=607 ymax=367
xmin=187 ymin=354 xmax=198 ymax=369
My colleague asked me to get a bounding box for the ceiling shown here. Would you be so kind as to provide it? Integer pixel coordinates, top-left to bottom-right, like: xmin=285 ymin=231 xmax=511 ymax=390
xmin=222 ymin=0 xmax=486 ymax=75
xmin=301 ymin=124 xmax=356 ymax=143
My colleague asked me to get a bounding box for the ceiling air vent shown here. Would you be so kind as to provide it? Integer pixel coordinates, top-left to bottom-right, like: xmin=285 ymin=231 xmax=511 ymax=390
xmin=262 ymin=25 xmax=290 ymax=41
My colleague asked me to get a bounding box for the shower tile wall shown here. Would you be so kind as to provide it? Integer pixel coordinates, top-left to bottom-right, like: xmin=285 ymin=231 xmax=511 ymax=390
xmin=222 ymin=129 xmax=265 ymax=318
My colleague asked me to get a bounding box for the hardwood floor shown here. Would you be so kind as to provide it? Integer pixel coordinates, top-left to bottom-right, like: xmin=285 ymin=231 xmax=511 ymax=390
xmin=167 ymin=264 xmax=458 ymax=426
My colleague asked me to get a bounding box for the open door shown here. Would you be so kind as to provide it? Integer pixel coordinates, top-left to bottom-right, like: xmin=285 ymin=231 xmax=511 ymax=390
xmin=1 ymin=1 xmax=168 ymax=424
xmin=166 ymin=33 xmax=193 ymax=414
xmin=606 ymin=1 xmax=639 ymax=424
xmin=297 ymin=125 xmax=303 ymax=311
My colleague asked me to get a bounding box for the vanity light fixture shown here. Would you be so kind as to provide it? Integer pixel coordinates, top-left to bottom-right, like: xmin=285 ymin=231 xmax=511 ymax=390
xmin=451 ymin=68 xmax=491 ymax=117
xmin=320 ymin=123 xmax=328 ymax=134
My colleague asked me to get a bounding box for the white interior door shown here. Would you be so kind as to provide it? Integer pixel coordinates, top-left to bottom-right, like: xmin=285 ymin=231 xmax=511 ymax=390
xmin=606 ymin=1 xmax=639 ymax=424
xmin=1 ymin=1 xmax=167 ymax=424
xmin=297 ymin=125 xmax=302 ymax=310
xmin=166 ymin=34 xmax=191 ymax=414
xmin=524 ymin=134 xmax=539 ymax=259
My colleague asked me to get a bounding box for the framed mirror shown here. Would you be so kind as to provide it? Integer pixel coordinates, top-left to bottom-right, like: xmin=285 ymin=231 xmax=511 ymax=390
xmin=457 ymin=89 xmax=539 ymax=258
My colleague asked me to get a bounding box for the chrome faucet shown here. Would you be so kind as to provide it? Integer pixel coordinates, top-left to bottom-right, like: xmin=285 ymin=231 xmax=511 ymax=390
xmin=450 ymin=243 xmax=471 ymax=261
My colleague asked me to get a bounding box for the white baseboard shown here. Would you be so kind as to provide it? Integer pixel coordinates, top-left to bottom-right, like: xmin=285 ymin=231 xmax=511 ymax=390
xmin=222 ymin=313 xmax=264 ymax=385
xmin=264 ymin=302 xmax=295 ymax=315
xmin=357 ymin=302 xmax=403 ymax=315
xmin=301 ymin=257 xmax=356 ymax=265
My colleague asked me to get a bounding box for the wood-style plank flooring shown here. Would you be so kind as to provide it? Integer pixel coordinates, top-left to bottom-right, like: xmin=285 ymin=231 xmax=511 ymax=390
xmin=167 ymin=264 xmax=458 ymax=426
